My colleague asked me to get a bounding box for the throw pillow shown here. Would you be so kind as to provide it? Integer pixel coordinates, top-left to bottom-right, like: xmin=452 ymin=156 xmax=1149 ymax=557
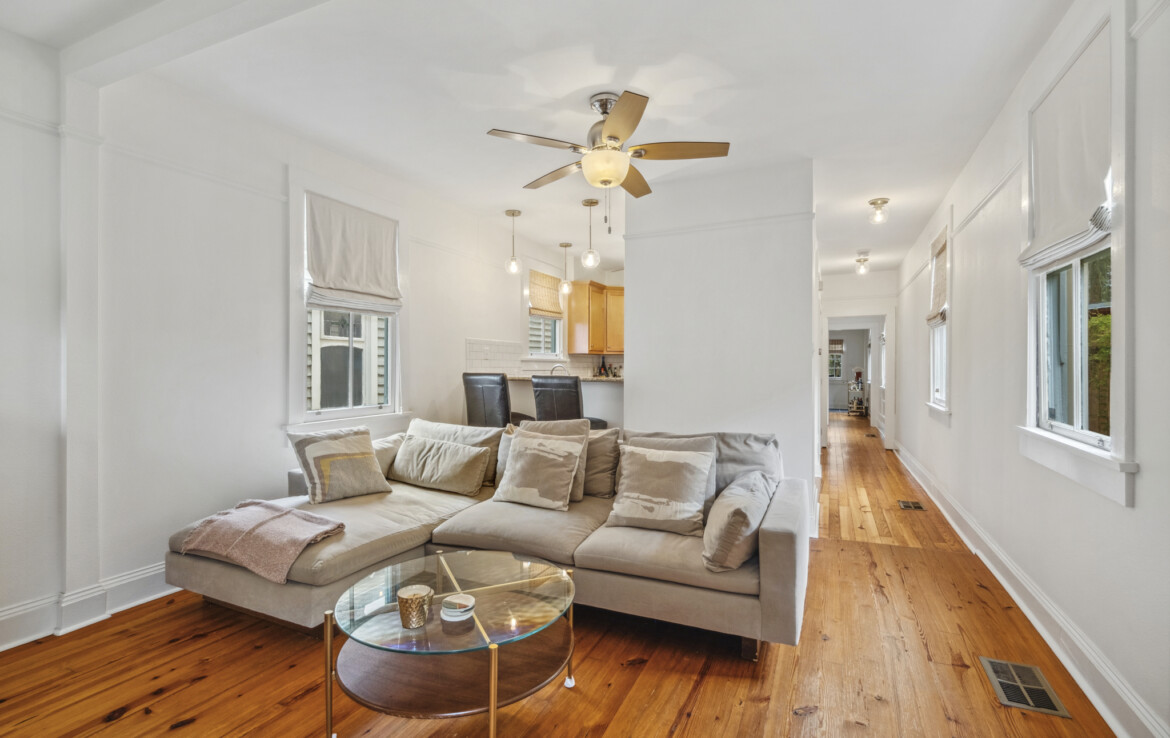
xmin=619 ymin=435 xmax=718 ymax=517
xmin=495 ymin=424 xmax=518 ymax=483
xmin=702 ymin=471 xmax=777 ymax=572
xmin=372 ymin=432 xmax=406 ymax=477
xmin=288 ymin=427 xmax=393 ymax=504
xmin=493 ymin=429 xmax=586 ymax=511
xmin=519 ymin=419 xmax=590 ymax=501
xmin=406 ymin=419 xmax=505 ymax=486
xmin=388 ymin=435 xmax=491 ymax=496
xmin=606 ymin=444 xmax=714 ymax=536
xmin=584 ymin=428 xmax=621 ymax=498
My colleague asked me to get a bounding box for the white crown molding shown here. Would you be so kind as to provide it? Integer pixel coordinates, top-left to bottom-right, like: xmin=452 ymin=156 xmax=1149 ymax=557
xmin=895 ymin=445 xmax=1170 ymax=738
xmin=104 ymin=141 xmax=287 ymax=203
xmin=624 ymin=210 xmax=815 ymax=242
xmin=0 ymin=105 xmax=58 ymax=136
xmin=1130 ymin=0 xmax=1170 ymax=39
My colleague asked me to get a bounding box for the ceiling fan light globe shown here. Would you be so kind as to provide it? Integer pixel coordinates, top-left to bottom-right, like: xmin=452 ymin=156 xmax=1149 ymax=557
xmin=505 ymin=256 xmax=522 ymax=275
xmin=581 ymin=148 xmax=630 ymax=189
xmin=581 ymin=248 xmax=601 ymax=269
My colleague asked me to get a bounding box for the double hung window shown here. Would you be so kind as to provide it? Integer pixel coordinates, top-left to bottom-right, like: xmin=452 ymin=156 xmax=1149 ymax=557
xmin=528 ymin=269 xmax=563 ymax=357
xmin=926 ymin=230 xmax=949 ymax=409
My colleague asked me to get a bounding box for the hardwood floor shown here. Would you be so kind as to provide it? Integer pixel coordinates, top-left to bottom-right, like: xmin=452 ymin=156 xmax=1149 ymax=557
xmin=0 ymin=415 xmax=1112 ymax=736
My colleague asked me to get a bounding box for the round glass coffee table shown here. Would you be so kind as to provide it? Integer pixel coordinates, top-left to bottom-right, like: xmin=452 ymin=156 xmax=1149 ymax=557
xmin=324 ymin=550 xmax=576 ymax=737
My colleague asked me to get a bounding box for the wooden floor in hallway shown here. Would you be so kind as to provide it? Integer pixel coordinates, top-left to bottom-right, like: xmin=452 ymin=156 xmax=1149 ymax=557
xmin=0 ymin=414 xmax=1112 ymax=737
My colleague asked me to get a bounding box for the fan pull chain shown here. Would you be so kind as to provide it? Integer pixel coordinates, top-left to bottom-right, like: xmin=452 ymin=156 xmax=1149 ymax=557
xmin=605 ymin=187 xmax=612 ymax=235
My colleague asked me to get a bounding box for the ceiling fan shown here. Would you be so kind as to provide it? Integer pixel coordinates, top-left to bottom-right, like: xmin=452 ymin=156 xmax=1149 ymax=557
xmin=487 ymin=91 xmax=730 ymax=198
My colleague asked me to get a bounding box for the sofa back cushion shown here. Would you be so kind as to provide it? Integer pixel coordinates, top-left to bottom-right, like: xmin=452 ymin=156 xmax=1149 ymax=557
xmin=389 ymin=435 xmax=491 ymax=496
xmin=407 ymin=419 xmax=505 ymax=485
xmin=621 ymin=430 xmax=783 ymax=492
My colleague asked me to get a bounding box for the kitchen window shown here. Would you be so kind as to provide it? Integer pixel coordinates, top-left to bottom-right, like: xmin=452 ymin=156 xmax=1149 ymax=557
xmin=529 ymin=315 xmax=559 ymax=356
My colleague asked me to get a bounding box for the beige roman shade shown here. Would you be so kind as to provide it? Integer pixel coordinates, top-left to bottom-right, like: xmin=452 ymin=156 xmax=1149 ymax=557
xmin=528 ymin=269 xmax=563 ymax=319
xmin=927 ymin=231 xmax=948 ymax=324
xmin=306 ymin=192 xmax=401 ymax=316
xmin=828 ymin=338 xmax=844 ymax=353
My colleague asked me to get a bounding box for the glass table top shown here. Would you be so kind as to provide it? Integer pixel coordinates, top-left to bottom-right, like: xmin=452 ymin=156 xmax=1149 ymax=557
xmin=333 ymin=550 xmax=574 ymax=654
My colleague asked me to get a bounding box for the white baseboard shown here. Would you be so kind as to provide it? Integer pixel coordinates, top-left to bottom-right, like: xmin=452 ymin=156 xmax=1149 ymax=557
xmin=894 ymin=446 xmax=1170 ymax=738
xmin=1 ymin=561 xmax=177 ymax=650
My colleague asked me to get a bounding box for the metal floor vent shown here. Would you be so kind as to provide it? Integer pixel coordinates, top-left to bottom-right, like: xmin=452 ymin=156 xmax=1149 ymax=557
xmin=898 ymin=500 xmax=926 ymax=510
xmin=979 ymin=657 xmax=1070 ymax=718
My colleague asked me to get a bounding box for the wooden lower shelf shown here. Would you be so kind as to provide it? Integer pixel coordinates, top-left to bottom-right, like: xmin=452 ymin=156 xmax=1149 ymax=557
xmin=335 ymin=616 xmax=572 ymax=719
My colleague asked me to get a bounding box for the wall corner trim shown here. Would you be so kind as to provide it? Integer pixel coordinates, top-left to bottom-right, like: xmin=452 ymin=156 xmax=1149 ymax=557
xmin=894 ymin=446 xmax=1170 ymax=738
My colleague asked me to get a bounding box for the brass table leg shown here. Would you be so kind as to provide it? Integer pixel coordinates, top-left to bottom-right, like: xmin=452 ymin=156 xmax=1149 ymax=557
xmin=488 ymin=642 xmax=499 ymax=738
xmin=324 ymin=610 xmax=335 ymax=738
xmin=565 ymin=569 xmax=575 ymax=688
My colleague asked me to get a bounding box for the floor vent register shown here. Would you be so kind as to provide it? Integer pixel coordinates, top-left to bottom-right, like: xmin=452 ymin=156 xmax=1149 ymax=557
xmin=897 ymin=500 xmax=926 ymax=510
xmin=979 ymin=657 xmax=1070 ymax=718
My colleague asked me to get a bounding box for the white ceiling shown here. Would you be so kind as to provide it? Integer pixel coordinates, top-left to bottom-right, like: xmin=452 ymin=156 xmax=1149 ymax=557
xmin=2 ymin=0 xmax=1072 ymax=274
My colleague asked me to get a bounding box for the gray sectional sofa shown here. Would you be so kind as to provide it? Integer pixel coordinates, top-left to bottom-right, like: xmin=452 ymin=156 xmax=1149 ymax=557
xmin=164 ymin=428 xmax=810 ymax=652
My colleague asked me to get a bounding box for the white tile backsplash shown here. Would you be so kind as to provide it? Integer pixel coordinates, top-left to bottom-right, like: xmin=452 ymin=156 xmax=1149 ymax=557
xmin=465 ymin=338 xmax=623 ymax=379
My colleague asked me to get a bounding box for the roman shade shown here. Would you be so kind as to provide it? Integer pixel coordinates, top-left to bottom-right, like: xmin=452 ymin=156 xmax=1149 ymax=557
xmin=306 ymin=192 xmax=401 ymax=316
xmin=529 ymin=269 xmax=563 ymax=318
xmin=927 ymin=231 xmax=948 ymax=324
xmin=828 ymin=339 xmax=844 ymax=353
xmin=1029 ymin=27 xmax=1111 ymax=253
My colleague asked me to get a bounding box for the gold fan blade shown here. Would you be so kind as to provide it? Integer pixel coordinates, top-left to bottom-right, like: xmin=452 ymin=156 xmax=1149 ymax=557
xmin=620 ymin=164 xmax=651 ymax=198
xmin=627 ymin=141 xmax=730 ymax=160
xmin=488 ymin=129 xmax=585 ymax=152
xmin=524 ymin=162 xmax=583 ymax=189
xmin=601 ymin=91 xmax=649 ymax=145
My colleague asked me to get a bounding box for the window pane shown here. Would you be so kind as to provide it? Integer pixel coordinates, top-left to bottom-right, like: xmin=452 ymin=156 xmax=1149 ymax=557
xmin=1082 ymin=249 xmax=1111 ymax=434
xmin=307 ymin=310 xmax=391 ymax=411
xmin=1045 ymin=266 xmax=1073 ymax=424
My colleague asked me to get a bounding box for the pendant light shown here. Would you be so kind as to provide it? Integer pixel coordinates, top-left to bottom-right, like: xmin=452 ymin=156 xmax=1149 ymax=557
xmin=581 ymin=198 xmax=600 ymax=268
xmin=559 ymin=243 xmax=573 ymax=295
xmin=868 ymin=198 xmax=889 ymax=225
xmin=504 ymin=209 xmax=522 ymax=274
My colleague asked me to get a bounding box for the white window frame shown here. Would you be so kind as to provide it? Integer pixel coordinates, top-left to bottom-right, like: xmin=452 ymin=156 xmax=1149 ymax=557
xmin=286 ymin=169 xmax=407 ymax=433
xmin=1015 ymin=13 xmax=1137 ymax=506
xmin=928 ymin=322 xmax=947 ymax=407
xmin=925 ymin=225 xmax=951 ymax=417
xmin=827 ymin=352 xmax=843 ymax=380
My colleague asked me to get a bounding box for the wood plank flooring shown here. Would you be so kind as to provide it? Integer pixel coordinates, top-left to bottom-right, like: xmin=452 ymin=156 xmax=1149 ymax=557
xmin=0 ymin=415 xmax=1112 ymax=736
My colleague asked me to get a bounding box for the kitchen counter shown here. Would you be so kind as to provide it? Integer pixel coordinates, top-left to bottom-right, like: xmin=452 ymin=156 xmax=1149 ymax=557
xmin=506 ymin=375 xmax=623 ymax=383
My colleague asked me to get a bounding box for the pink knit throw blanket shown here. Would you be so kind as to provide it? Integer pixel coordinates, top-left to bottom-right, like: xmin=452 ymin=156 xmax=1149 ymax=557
xmin=181 ymin=500 xmax=345 ymax=584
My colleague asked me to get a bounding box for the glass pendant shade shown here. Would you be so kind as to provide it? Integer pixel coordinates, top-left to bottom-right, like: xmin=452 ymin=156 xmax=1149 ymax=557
xmin=505 ymin=256 xmax=522 ymax=274
xmin=581 ymin=248 xmax=600 ymax=269
xmin=856 ymin=261 xmax=869 ymax=275
xmin=581 ymin=148 xmax=630 ymax=188
xmin=560 ymin=279 xmax=573 ymax=295
xmin=868 ymin=198 xmax=889 ymax=225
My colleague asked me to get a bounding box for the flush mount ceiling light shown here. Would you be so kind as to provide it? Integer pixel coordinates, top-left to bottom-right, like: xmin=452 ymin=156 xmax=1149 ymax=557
xmin=504 ymin=209 xmax=522 ymax=275
xmin=868 ymin=198 xmax=890 ymax=225
xmin=855 ymin=251 xmax=871 ymax=275
xmin=559 ymin=243 xmax=574 ymax=295
xmin=487 ymin=90 xmax=730 ymax=198
xmin=581 ymin=199 xmax=600 ymax=269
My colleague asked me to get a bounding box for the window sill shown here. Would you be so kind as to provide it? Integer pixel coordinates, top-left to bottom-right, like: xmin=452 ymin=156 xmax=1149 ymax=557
xmin=926 ymin=402 xmax=951 ymax=426
xmin=1016 ymin=426 xmax=1137 ymax=507
xmin=286 ymin=410 xmax=413 ymax=437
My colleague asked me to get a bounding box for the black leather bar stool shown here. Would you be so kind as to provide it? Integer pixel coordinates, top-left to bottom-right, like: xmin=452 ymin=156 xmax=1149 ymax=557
xmin=530 ymin=375 xmax=608 ymax=430
xmin=462 ymin=373 xmax=533 ymax=427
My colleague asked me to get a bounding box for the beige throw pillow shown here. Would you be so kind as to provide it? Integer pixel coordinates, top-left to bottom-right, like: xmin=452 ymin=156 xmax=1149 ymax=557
xmin=494 ymin=429 xmax=586 ymax=511
xmin=702 ymin=471 xmax=777 ymax=572
xmin=519 ymin=419 xmax=590 ymax=501
xmin=288 ymin=427 xmax=393 ymax=504
xmin=406 ymin=419 xmax=505 ymax=486
xmin=389 ymin=435 xmax=491 ymax=496
xmin=606 ymin=444 xmax=714 ymax=536
xmin=619 ymin=435 xmax=718 ymax=516
xmin=372 ymin=432 xmax=406 ymax=477
xmin=584 ymin=428 xmax=620 ymax=498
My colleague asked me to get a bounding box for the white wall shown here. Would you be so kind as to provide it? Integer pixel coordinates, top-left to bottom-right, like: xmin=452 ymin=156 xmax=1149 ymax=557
xmin=894 ymin=0 xmax=1170 ymax=734
xmin=624 ymin=161 xmax=817 ymax=496
xmin=0 ymin=29 xmax=63 ymax=648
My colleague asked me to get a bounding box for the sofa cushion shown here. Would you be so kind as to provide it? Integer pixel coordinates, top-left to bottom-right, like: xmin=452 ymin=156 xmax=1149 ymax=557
xmin=494 ymin=429 xmax=585 ymax=511
xmin=620 ymin=435 xmax=718 ymax=517
xmin=431 ymin=495 xmax=613 ymax=565
xmin=170 ymin=482 xmax=491 ymax=586
xmin=518 ymin=419 xmax=590 ymax=501
xmin=584 ymin=428 xmax=620 ymax=498
xmin=389 ymin=435 xmax=491 ymax=495
xmin=287 ymin=427 xmax=393 ymax=504
xmin=703 ymin=471 xmax=776 ymax=572
xmin=407 ymin=419 xmax=505 ymax=485
xmin=574 ymin=525 xmax=760 ymax=596
xmin=622 ymin=431 xmax=783 ymax=493
xmin=606 ymin=444 xmax=713 ymax=536
xmin=373 ymin=433 xmax=406 ymax=477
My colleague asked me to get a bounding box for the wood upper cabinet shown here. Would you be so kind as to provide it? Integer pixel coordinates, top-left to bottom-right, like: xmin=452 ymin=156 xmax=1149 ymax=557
xmin=604 ymin=287 xmax=624 ymax=354
xmin=567 ymin=281 xmax=623 ymax=355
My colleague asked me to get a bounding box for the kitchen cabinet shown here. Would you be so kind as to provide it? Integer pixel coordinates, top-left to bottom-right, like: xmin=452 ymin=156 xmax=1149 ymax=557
xmin=567 ymin=281 xmax=623 ymax=355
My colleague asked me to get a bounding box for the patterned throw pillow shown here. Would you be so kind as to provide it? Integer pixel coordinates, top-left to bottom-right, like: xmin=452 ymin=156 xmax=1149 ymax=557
xmin=702 ymin=471 xmax=777 ymax=571
xmin=606 ymin=445 xmax=715 ymax=536
xmin=519 ymin=419 xmax=590 ymax=501
xmin=618 ymin=435 xmax=718 ymax=516
xmin=494 ymin=429 xmax=586 ymax=511
xmin=288 ymin=427 xmax=393 ymax=504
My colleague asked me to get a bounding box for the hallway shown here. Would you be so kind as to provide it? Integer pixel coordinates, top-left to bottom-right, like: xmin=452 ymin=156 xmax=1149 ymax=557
xmin=791 ymin=413 xmax=1110 ymax=735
